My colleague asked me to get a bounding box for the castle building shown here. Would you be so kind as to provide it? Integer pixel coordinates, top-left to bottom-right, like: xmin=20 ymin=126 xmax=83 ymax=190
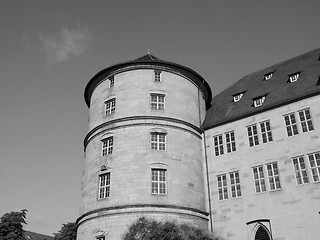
xmin=77 ymin=49 xmax=320 ymax=240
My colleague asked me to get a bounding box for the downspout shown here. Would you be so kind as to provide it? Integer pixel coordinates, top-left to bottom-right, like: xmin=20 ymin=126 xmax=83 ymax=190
xmin=198 ymin=84 xmax=213 ymax=233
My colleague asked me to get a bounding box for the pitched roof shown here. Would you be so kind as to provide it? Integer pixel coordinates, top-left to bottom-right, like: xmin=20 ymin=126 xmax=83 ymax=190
xmin=24 ymin=231 xmax=54 ymax=240
xmin=203 ymin=48 xmax=320 ymax=130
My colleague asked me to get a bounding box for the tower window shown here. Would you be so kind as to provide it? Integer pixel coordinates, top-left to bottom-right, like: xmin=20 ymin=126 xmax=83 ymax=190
xmin=150 ymin=93 xmax=165 ymax=110
xmin=284 ymin=113 xmax=299 ymax=137
xmin=109 ymin=76 xmax=114 ymax=88
xmin=266 ymin=162 xmax=281 ymax=191
xmin=150 ymin=132 xmax=166 ymax=150
xmin=253 ymin=96 xmax=266 ymax=108
xmin=264 ymin=72 xmax=273 ymax=81
xmin=217 ymin=174 xmax=228 ymax=200
xmin=213 ymin=135 xmax=224 ymax=156
xmin=98 ymin=172 xmax=110 ymax=199
xmin=101 ymin=137 xmax=113 ymax=156
xmin=247 ymin=124 xmax=259 ymax=147
xmin=308 ymin=152 xmax=320 ymax=182
xmin=151 ymin=169 xmax=166 ymax=195
xmin=233 ymin=93 xmax=244 ymax=102
xmin=252 ymin=166 xmax=266 ymax=193
xmin=288 ymin=72 xmax=300 ymax=83
xmin=260 ymin=120 xmax=273 ymax=143
xmin=154 ymin=70 xmax=161 ymax=82
xmin=105 ymin=98 xmax=116 ymax=116
xmin=292 ymin=156 xmax=309 ymax=185
xmin=298 ymin=108 xmax=314 ymax=132
xmin=229 ymin=171 xmax=241 ymax=198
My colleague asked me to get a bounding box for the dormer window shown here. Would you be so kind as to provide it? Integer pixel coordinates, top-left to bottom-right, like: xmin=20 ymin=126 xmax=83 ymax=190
xmin=288 ymin=72 xmax=300 ymax=83
xmin=253 ymin=96 xmax=266 ymax=108
xmin=264 ymin=72 xmax=273 ymax=81
xmin=233 ymin=92 xmax=244 ymax=102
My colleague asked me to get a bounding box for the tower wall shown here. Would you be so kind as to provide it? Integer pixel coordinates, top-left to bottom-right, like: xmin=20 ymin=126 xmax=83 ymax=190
xmin=77 ymin=66 xmax=210 ymax=240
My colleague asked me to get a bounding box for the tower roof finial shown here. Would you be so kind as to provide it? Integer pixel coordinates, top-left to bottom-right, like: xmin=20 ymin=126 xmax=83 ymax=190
xmin=147 ymin=49 xmax=151 ymax=55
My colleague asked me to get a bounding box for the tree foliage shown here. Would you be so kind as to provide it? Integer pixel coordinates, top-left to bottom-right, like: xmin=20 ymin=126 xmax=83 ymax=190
xmin=123 ymin=217 xmax=222 ymax=240
xmin=0 ymin=209 xmax=28 ymax=240
xmin=54 ymin=222 xmax=77 ymax=240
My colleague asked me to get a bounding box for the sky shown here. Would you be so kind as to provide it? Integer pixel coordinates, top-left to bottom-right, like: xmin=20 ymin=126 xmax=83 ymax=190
xmin=1 ymin=0 xmax=320 ymax=236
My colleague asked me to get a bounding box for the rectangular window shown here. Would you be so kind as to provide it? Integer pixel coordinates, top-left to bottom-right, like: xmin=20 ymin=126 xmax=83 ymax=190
xmin=260 ymin=120 xmax=273 ymax=143
xmin=105 ymin=98 xmax=116 ymax=116
xmin=109 ymin=76 xmax=114 ymax=88
xmin=101 ymin=137 xmax=113 ymax=156
xmin=298 ymin=109 xmax=314 ymax=132
xmin=217 ymin=174 xmax=228 ymax=200
xmin=229 ymin=171 xmax=241 ymax=198
xmin=252 ymin=166 xmax=266 ymax=193
xmin=154 ymin=71 xmax=161 ymax=82
xmin=151 ymin=169 xmax=166 ymax=195
xmin=308 ymin=152 xmax=320 ymax=182
xmin=98 ymin=173 xmax=110 ymax=199
xmin=213 ymin=135 xmax=224 ymax=156
xmin=247 ymin=124 xmax=259 ymax=147
xmin=150 ymin=133 xmax=166 ymax=151
xmin=292 ymin=156 xmax=309 ymax=185
xmin=284 ymin=113 xmax=299 ymax=137
xmin=225 ymin=131 xmax=236 ymax=153
xmin=266 ymin=162 xmax=281 ymax=191
xmin=150 ymin=94 xmax=165 ymax=110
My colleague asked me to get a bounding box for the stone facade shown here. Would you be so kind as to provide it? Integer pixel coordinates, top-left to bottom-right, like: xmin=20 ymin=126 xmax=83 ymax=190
xmin=78 ymin=50 xmax=320 ymax=240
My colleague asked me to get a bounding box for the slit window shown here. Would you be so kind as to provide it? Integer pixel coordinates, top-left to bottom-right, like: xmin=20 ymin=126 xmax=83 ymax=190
xmin=109 ymin=76 xmax=114 ymax=88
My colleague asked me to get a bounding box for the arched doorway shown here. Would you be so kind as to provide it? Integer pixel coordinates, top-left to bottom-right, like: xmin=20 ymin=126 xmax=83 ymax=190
xmin=255 ymin=225 xmax=271 ymax=240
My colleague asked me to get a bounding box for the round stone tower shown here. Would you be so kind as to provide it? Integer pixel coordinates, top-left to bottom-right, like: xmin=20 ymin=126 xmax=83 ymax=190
xmin=77 ymin=54 xmax=212 ymax=240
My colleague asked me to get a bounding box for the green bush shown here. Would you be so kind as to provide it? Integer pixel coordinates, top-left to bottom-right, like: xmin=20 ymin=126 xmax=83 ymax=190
xmin=123 ymin=217 xmax=222 ymax=240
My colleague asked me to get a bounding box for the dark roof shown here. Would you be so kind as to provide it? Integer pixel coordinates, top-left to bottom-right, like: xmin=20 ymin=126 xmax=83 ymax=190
xmin=84 ymin=54 xmax=212 ymax=109
xmin=24 ymin=231 xmax=54 ymax=240
xmin=203 ymin=48 xmax=320 ymax=130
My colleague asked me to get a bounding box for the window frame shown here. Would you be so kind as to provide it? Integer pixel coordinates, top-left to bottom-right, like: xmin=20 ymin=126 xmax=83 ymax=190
xmin=104 ymin=97 xmax=116 ymax=116
xmin=252 ymin=165 xmax=267 ymax=194
xmin=284 ymin=113 xmax=299 ymax=137
xmin=266 ymin=162 xmax=281 ymax=191
xmin=229 ymin=171 xmax=241 ymax=198
xmin=247 ymin=124 xmax=259 ymax=147
xmin=150 ymin=93 xmax=165 ymax=110
xmin=288 ymin=72 xmax=300 ymax=83
xmin=213 ymin=134 xmax=224 ymax=156
xmin=233 ymin=93 xmax=244 ymax=102
xmin=225 ymin=131 xmax=236 ymax=153
xmin=150 ymin=132 xmax=166 ymax=151
xmin=253 ymin=96 xmax=266 ymax=108
xmin=298 ymin=108 xmax=314 ymax=133
xmin=98 ymin=172 xmax=111 ymax=200
xmin=151 ymin=169 xmax=167 ymax=195
xmin=217 ymin=174 xmax=228 ymax=201
xmin=307 ymin=152 xmax=320 ymax=183
xmin=154 ymin=70 xmax=161 ymax=82
xmin=260 ymin=120 xmax=273 ymax=143
xmin=292 ymin=156 xmax=309 ymax=185
xmin=101 ymin=136 xmax=113 ymax=156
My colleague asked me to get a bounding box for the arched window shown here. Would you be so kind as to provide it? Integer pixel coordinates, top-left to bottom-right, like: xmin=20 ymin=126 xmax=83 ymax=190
xmin=255 ymin=226 xmax=270 ymax=240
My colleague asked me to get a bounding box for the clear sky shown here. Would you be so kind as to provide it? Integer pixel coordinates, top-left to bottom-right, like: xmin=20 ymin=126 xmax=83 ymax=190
xmin=1 ymin=0 xmax=320 ymax=236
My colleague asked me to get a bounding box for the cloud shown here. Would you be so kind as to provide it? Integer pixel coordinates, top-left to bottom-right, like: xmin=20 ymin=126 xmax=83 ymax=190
xmin=39 ymin=25 xmax=92 ymax=63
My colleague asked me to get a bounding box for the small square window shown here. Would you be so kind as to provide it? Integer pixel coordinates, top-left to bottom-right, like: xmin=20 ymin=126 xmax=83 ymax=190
xmin=150 ymin=132 xmax=166 ymax=151
xmin=288 ymin=72 xmax=300 ymax=83
xmin=150 ymin=94 xmax=165 ymax=110
xmin=253 ymin=96 xmax=266 ymax=108
xmin=264 ymin=72 xmax=273 ymax=81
